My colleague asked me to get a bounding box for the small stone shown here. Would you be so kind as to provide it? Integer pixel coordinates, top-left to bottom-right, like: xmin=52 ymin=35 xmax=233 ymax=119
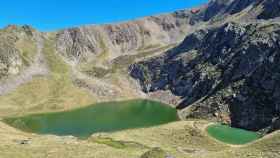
xmin=15 ymin=139 xmax=31 ymax=145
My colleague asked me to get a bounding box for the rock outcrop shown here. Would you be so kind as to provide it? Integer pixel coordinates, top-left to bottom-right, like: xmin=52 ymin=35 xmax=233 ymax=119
xmin=257 ymin=0 xmax=280 ymax=19
xmin=55 ymin=10 xmax=205 ymax=64
xmin=0 ymin=25 xmax=38 ymax=80
xmin=130 ymin=0 xmax=280 ymax=132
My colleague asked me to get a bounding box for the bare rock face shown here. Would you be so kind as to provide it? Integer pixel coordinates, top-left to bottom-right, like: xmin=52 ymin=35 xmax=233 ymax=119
xmin=128 ymin=0 xmax=280 ymax=132
xmin=0 ymin=25 xmax=37 ymax=80
xmin=55 ymin=10 xmax=204 ymax=64
xmin=130 ymin=3 xmax=280 ymax=132
xmin=225 ymin=0 xmax=255 ymax=14
xmin=0 ymin=43 xmax=22 ymax=77
xmin=56 ymin=0 xmax=280 ymax=65
xmin=203 ymin=0 xmax=235 ymax=20
xmin=257 ymin=0 xmax=280 ymax=19
xmin=199 ymin=0 xmax=280 ymax=23
xmin=56 ymin=26 xmax=105 ymax=63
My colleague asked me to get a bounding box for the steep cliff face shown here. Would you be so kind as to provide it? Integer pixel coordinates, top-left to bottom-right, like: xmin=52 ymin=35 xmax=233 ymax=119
xmin=55 ymin=11 xmax=203 ymax=64
xmin=202 ymin=0 xmax=234 ymax=20
xmin=130 ymin=0 xmax=280 ymax=132
xmin=199 ymin=0 xmax=280 ymax=23
xmin=32 ymin=0 xmax=280 ymax=66
xmin=257 ymin=0 xmax=280 ymax=19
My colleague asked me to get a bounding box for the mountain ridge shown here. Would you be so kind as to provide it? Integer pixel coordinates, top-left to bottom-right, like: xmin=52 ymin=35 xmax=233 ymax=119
xmin=0 ymin=0 xmax=280 ymax=158
xmin=0 ymin=0 xmax=279 ymax=131
xmin=130 ymin=0 xmax=280 ymax=133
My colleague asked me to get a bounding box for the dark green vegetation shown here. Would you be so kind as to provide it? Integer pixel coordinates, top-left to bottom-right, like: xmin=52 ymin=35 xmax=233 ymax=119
xmin=207 ymin=124 xmax=261 ymax=145
xmin=4 ymin=99 xmax=178 ymax=138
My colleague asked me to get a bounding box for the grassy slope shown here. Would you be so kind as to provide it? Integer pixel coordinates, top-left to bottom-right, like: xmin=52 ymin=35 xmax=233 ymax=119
xmin=0 ymin=34 xmax=278 ymax=158
xmin=0 ymin=119 xmax=278 ymax=158
xmin=71 ymin=44 xmax=175 ymax=103
xmin=15 ymin=34 xmax=37 ymax=66
xmin=79 ymin=44 xmax=175 ymax=78
xmin=0 ymin=36 xmax=95 ymax=117
xmin=0 ymin=120 xmax=226 ymax=158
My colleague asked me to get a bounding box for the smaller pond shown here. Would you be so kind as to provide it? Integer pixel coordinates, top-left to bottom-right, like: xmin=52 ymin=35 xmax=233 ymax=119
xmin=207 ymin=124 xmax=261 ymax=145
xmin=4 ymin=99 xmax=178 ymax=138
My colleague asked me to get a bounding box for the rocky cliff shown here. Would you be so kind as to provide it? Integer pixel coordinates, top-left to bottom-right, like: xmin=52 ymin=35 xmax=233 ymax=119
xmin=55 ymin=9 xmax=205 ymax=64
xmin=0 ymin=25 xmax=38 ymax=80
xmin=130 ymin=0 xmax=280 ymax=132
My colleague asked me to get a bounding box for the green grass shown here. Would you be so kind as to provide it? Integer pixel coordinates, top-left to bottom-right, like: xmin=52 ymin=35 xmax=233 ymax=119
xmin=15 ymin=37 xmax=37 ymax=66
xmin=90 ymin=137 xmax=128 ymax=149
xmin=0 ymin=37 xmax=94 ymax=117
xmin=207 ymin=124 xmax=261 ymax=145
xmin=43 ymin=39 xmax=69 ymax=74
xmin=90 ymin=136 xmax=148 ymax=149
xmin=80 ymin=44 xmax=175 ymax=78
xmin=140 ymin=147 xmax=167 ymax=158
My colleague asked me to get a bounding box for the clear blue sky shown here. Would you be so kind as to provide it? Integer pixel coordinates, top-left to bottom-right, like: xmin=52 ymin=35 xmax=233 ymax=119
xmin=1 ymin=0 xmax=208 ymax=31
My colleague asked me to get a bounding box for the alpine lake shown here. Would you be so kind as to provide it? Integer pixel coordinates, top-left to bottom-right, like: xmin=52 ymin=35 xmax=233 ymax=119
xmin=3 ymin=99 xmax=261 ymax=144
xmin=4 ymin=99 xmax=178 ymax=138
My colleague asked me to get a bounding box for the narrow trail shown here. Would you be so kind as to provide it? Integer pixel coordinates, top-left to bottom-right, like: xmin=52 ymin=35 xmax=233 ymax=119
xmin=0 ymin=34 xmax=49 ymax=96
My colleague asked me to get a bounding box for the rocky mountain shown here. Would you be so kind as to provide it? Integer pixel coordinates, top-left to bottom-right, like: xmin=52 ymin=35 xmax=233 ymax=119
xmin=0 ymin=5 xmax=209 ymax=99
xmin=0 ymin=1 xmax=225 ymax=104
xmin=130 ymin=0 xmax=280 ymax=132
xmin=0 ymin=0 xmax=279 ymax=134
xmin=55 ymin=9 xmax=204 ymax=64
xmin=1 ymin=0 xmax=280 ymax=158
xmin=0 ymin=4 xmax=213 ymax=96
